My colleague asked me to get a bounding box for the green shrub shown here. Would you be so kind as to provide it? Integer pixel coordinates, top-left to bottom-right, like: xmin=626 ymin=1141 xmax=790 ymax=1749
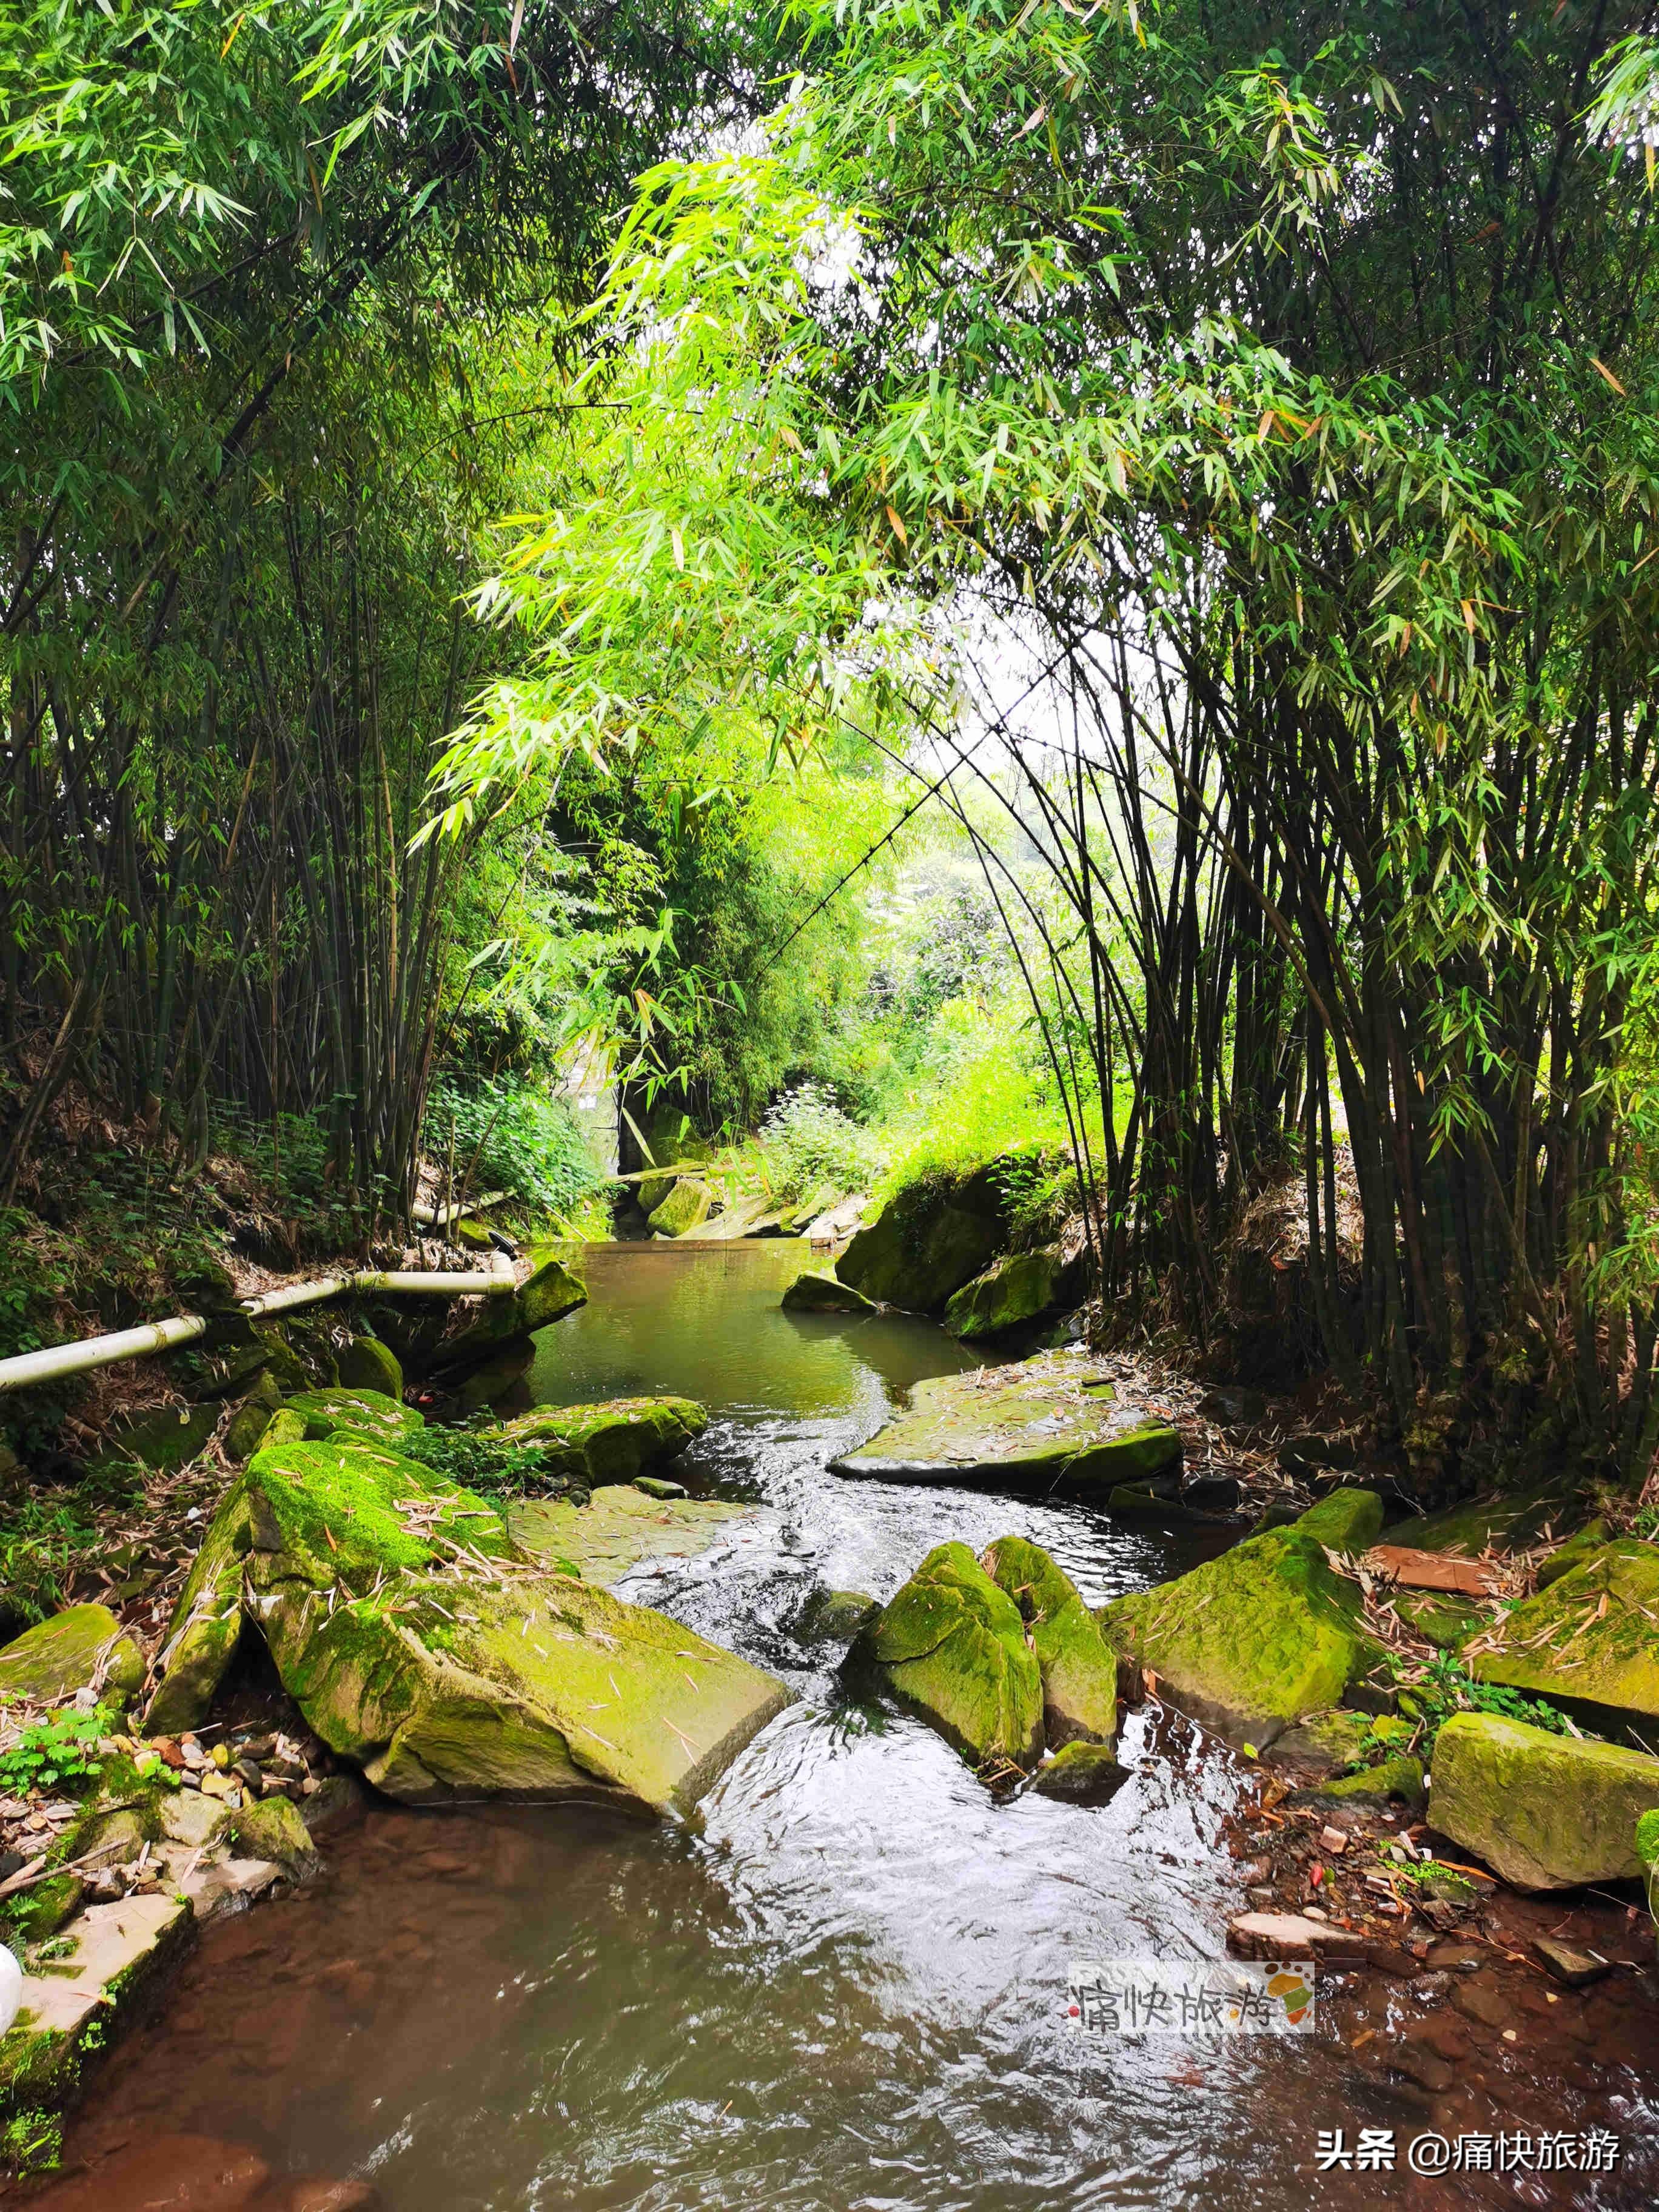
xmin=398 ymin=1420 xmax=589 ymax=1504
xmin=426 ymin=1075 xmax=608 ymax=1221
xmin=0 ymin=1704 xmax=115 ymax=1796
xmin=756 ymin=1083 xmax=882 ymax=1202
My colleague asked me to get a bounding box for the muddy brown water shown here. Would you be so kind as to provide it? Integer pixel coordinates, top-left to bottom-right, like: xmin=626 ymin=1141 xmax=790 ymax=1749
xmin=32 ymin=1243 xmax=1659 ymax=2209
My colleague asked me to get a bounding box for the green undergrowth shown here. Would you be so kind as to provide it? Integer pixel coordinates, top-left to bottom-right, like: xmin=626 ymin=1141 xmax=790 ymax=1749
xmin=426 ymin=1074 xmax=609 ymax=1224
xmin=395 ymin=1419 xmax=592 ymax=1504
xmin=1379 ymin=1651 xmax=1577 ymax=1763
xmin=0 ymin=1465 xmax=144 ymax=1636
xmin=0 ymin=1706 xmax=116 ymax=1798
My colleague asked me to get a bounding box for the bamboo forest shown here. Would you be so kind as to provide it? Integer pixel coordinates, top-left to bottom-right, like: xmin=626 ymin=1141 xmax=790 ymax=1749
xmin=2 ymin=4 xmax=1659 ymax=2206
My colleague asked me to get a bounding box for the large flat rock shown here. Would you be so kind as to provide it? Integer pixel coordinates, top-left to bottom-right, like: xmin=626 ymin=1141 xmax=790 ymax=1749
xmin=830 ymin=1351 xmax=1180 ymax=1493
xmin=1430 ymin=1712 xmax=1659 ymax=1890
xmin=511 ymin=1484 xmax=752 ymax=1586
xmin=1467 ymin=1538 xmax=1659 ymax=1724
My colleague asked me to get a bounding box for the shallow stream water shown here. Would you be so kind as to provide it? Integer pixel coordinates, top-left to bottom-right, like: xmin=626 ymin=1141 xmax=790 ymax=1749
xmin=33 ymin=1243 xmax=1659 ymax=2210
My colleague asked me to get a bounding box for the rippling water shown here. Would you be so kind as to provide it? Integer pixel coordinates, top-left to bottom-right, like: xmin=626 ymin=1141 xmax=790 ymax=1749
xmin=38 ymin=1244 xmax=1659 ymax=2211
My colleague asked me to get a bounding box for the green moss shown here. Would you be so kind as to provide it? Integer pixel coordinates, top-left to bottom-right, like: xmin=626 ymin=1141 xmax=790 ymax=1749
xmin=336 ymin=1335 xmax=404 ymax=1398
xmin=1099 ymin=1528 xmax=1375 ymax=1744
xmin=647 ymin=1180 xmax=712 ymax=1237
xmin=283 ymin=1387 xmax=425 ymax=1445
xmin=1392 ymin=1589 xmax=1486 ymax=1651
xmin=1431 ymin=1711 xmax=1659 ymax=1889
xmin=0 ymin=1606 xmax=144 ymax=1709
xmin=1535 ymin=1520 xmax=1611 ymax=1589
xmin=6 ymin=1874 xmax=83 ymax=1945
xmin=836 ymin=1188 xmax=1003 ymax=1313
xmin=247 ymin=1434 xmax=511 ymax=1586
xmin=1401 ymin=1486 xmax=1567 ymax=1557
xmin=980 ymin=1534 xmax=1117 ymax=1747
xmin=1469 ymin=1538 xmax=1659 ymax=1720
xmin=1295 ymin=1490 xmax=1384 ymax=1552
xmin=1317 ymin=1754 xmax=1425 ymax=1806
xmin=866 ymin=1541 xmax=1044 ymax=1768
xmin=944 ymin=1247 xmax=1079 ymax=1340
xmin=146 ymin=1480 xmax=252 ymax=1734
xmin=495 ymin=1398 xmax=706 ymax=1483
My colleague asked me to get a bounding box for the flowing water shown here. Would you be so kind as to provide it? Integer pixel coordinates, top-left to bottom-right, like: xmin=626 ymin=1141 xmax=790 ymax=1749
xmin=35 ymin=1244 xmax=1659 ymax=2210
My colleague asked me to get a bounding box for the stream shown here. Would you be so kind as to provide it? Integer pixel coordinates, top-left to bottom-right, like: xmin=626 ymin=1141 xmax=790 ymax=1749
xmin=37 ymin=1243 xmax=1659 ymax=2209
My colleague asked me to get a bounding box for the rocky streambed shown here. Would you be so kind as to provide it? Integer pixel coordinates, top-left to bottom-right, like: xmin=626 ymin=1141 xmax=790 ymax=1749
xmin=2 ymin=1239 xmax=1658 ymax=2208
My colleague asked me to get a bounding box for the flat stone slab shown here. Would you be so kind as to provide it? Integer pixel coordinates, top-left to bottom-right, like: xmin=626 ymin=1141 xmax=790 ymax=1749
xmin=10 ymin=1892 xmax=190 ymax=2039
xmin=509 ymin=1483 xmax=752 ymax=1587
xmin=1226 ymin=1911 xmax=1368 ymax=1963
xmin=830 ymin=1351 xmax=1180 ymax=1493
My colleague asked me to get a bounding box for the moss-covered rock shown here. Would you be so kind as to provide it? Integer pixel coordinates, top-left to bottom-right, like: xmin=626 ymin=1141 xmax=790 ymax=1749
xmin=1029 ymin=1739 xmax=1129 ymax=1804
xmin=980 ymin=1535 xmax=1117 ymax=1748
xmin=1098 ymin=1524 xmax=1377 ymax=1748
xmin=1273 ymin=1707 xmax=1374 ymax=1770
xmin=517 ymin=1255 xmax=587 ymax=1332
xmin=647 ymin=1179 xmax=712 ymax=1237
xmin=0 ymin=1606 xmax=144 ymax=1709
xmin=223 ymin=1372 xmax=284 ymax=1462
xmin=835 ymin=1188 xmax=1002 ymax=1313
xmin=781 ymin=1272 xmax=877 ymax=1316
xmin=1467 ymin=1538 xmax=1659 ymax=1722
xmin=832 ymin=1351 xmax=1181 ymax=1495
xmin=145 ymin=1481 xmax=252 ymax=1734
xmin=240 ymin=1433 xmax=788 ymax=1812
xmin=230 ymin=1794 xmax=318 ymax=1873
xmin=1535 ymin=1520 xmax=1611 ymax=1590
xmin=1295 ymin=1489 xmax=1384 ymax=1553
xmin=862 ymin=1541 xmax=1043 ymax=1769
xmin=1391 ymin=1590 xmax=1487 ymax=1651
xmin=284 ymin=1387 xmax=426 ymax=1446
xmin=91 ymin=1405 xmax=217 ymax=1475
xmin=1398 ymin=1486 xmax=1567 ymax=1557
xmin=797 ymin=1589 xmax=879 ymax=1643
xmin=1317 ymin=1755 xmax=1425 ymax=1808
xmin=8 ymin=1872 xmax=84 ymax=1945
xmin=944 ymin=1247 xmax=1081 ymax=1341
xmin=495 ymin=1396 xmax=706 ymax=1483
xmin=635 ymin=1170 xmax=676 ymax=1216
xmin=454 ymin=1338 xmax=536 ymax=1412
xmin=337 ymin=1335 xmax=404 ymax=1398
xmin=1430 ymin=1712 xmax=1659 ymax=1889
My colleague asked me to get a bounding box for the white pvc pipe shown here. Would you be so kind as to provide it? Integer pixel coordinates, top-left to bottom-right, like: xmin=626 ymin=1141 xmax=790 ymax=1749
xmin=0 ymin=1254 xmax=516 ymax=1395
xmin=0 ymin=1313 xmax=208 ymax=1392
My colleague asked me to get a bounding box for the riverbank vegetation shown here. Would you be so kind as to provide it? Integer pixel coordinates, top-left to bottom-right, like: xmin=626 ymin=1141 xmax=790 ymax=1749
xmin=4 ymin=0 xmax=1659 ymax=1521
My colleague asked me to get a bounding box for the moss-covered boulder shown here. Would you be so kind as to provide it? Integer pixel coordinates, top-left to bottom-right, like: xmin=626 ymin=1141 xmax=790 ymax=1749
xmin=1098 ymin=1500 xmax=1379 ymax=1747
xmin=862 ymin=1541 xmax=1043 ymax=1769
xmin=230 ymin=1794 xmax=318 ymax=1874
xmin=835 ymin=1187 xmax=1002 ymax=1314
xmin=832 ymin=1350 xmax=1181 ymax=1495
xmin=1317 ymin=1754 xmax=1425 ymax=1808
xmin=239 ymin=1432 xmax=788 ymax=1812
xmin=284 ymin=1387 xmax=426 ymax=1446
xmin=1391 ymin=1590 xmax=1487 ymax=1651
xmin=1029 ymin=1739 xmax=1130 ymax=1805
xmin=146 ymin=1483 xmax=252 ymax=1734
xmin=92 ymin=1404 xmax=218 ymax=1474
xmin=336 ymin=1335 xmax=404 ymax=1398
xmin=1535 ymin=1520 xmax=1612 ymax=1590
xmin=0 ymin=1604 xmax=144 ymax=1709
xmin=1467 ymin=1538 xmax=1659 ymax=1723
xmin=511 ymin=1483 xmax=749 ymax=1587
xmin=1430 ymin=1712 xmax=1659 ymax=1889
xmin=517 ymin=1254 xmax=587 ymax=1332
xmin=944 ymin=1248 xmax=1081 ymax=1341
xmin=1398 ymin=1486 xmax=1567 ymax=1557
xmin=781 ymin=1272 xmax=877 ymax=1316
xmin=1295 ymin=1489 xmax=1384 ymax=1553
xmin=495 ymin=1396 xmax=706 ymax=1483
xmin=648 ymin=1179 xmax=712 ymax=1237
xmin=980 ymin=1535 xmax=1117 ymax=1748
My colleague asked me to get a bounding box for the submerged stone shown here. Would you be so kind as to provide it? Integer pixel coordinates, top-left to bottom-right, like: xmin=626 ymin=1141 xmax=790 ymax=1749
xmin=1430 ymin=1712 xmax=1659 ymax=1890
xmin=1467 ymin=1538 xmax=1659 ymax=1723
xmin=862 ymin=1541 xmax=1044 ymax=1769
xmin=0 ymin=1604 xmax=144 ymax=1709
xmin=511 ymin=1483 xmax=748 ymax=1587
xmin=831 ymin=1350 xmax=1181 ymax=1495
xmin=284 ymin=1387 xmax=426 ymax=1446
xmin=797 ymin=1589 xmax=880 ymax=1644
xmin=980 ymin=1534 xmax=1118 ymax=1748
xmin=944 ymin=1247 xmax=1081 ymax=1341
xmin=1098 ymin=1498 xmax=1379 ymax=1747
xmin=780 ymin=1271 xmax=877 ymax=1316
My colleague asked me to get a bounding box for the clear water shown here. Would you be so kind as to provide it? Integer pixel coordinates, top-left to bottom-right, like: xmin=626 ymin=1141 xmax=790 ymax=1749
xmin=41 ymin=1243 xmax=1658 ymax=2211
